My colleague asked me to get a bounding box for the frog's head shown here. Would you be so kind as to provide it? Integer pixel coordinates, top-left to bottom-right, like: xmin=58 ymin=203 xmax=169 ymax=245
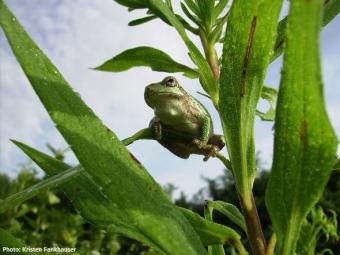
xmin=144 ymin=76 xmax=185 ymax=108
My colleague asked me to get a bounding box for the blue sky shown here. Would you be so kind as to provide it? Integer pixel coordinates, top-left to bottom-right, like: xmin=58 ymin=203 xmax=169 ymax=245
xmin=0 ymin=0 xmax=339 ymax=198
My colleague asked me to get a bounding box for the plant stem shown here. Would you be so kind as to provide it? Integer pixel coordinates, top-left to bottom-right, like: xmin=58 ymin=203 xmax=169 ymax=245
xmin=216 ymin=152 xmax=232 ymax=170
xmin=199 ymin=30 xmax=220 ymax=80
xmin=122 ymin=128 xmax=153 ymax=146
xmin=241 ymin=193 xmax=266 ymax=255
xmin=218 ymin=155 xmax=267 ymax=255
xmin=266 ymin=233 xmax=276 ymax=255
xmin=233 ymin=239 xmax=249 ymax=255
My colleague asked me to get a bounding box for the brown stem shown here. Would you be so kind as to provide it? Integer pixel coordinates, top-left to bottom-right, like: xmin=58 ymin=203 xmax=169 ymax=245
xmin=241 ymin=193 xmax=267 ymax=255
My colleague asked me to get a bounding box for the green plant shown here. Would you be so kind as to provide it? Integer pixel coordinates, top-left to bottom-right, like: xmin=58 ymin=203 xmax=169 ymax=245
xmin=0 ymin=0 xmax=339 ymax=254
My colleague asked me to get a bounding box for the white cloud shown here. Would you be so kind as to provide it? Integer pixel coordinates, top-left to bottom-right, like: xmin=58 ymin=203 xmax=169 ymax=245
xmin=1 ymin=0 xmax=339 ymax=197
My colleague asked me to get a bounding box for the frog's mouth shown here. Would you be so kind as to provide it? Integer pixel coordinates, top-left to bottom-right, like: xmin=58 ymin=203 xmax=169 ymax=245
xmin=144 ymin=88 xmax=180 ymax=100
xmin=144 ymin=88 xmax=156 ymax=99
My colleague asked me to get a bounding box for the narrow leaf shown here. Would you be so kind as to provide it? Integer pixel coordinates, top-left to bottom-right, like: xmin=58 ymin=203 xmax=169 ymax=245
xmin=0 ymin=2 xmax=207 ymax=254
xmin=114 ymin=0 xmax=148 ymax=10
xmin=184 ymin=0 xmax=200 ymax=17
xmin=178 ymin=207 xmax=246 ymax=252
xmin=219 ymin=0 xmax=283 ymax=205
xmin=14 ymin=139 xmax=241 ymax=252
xmin=197 ymin=0 xmax=215 ymax=29
xmin=212 ymin=0 xmax=229 ymax=22
xmin=219 ymin=1 xmax=283 ymax=254
xmin=181 ymin=2 xmax=201 ymax=27
xmin=209 ymin=13 xmax=228 ymax=44
xmin=94 ymin=46 xmax=199 ymax=78
xmin=11 ymin=140 xmax=171 ymax=250
xmin=0 ymin=164 xmax=82 ymax=214
xmin=128 ymin=15 xmax=157 ymax=26
xmin=265 ymin=0 xmax=338 ymax=254
xmin=203 ymin=202 xmax=226 ymax=255
xmin=207 ymin=200 xmax=246 ymax=232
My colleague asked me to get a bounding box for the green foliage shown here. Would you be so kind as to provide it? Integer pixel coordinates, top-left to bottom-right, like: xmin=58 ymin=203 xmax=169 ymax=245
xmin=0 ymin=164 xmax=82 ymax=214
xmin=271 ymin=0 xmax=340 ymax=62
xmin=206 ymin=201 xmax=246 ymax=233
xmin=265 ymin=1 xmax=338 ymax=254
xmin=1 ymin=0 xmax=339 ymax=254
xmin=297 ymin=207 xmax=338 ymax=255
xmin=94 ymin=46 xmax=199 ymax=78
xmin=219 ymin=0 xmax=283 ymax=204
xmin=0 ymin=228 xmax=34 ymax=255
xmin=0 ymin=1 xmax=208 ymax=254
xmin=0 ymin=169 xmax=121 ymax=254
xmin=219 ymin=1 xmax=283 ymax=253
xmin=8 ymin=141 xmax=243 ymax=251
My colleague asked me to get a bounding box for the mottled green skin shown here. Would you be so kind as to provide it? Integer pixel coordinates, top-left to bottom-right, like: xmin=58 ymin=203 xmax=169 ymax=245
xmin=144 ymin=76 xmax=224 ymax=160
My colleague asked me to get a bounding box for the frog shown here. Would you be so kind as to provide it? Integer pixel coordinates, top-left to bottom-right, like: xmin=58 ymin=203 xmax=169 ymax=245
xmin=144 ymin=76 xmax=225 ymax=161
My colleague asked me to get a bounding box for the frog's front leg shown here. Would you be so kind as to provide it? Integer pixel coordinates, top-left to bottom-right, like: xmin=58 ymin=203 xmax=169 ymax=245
xmin=149 ymin=117 xmax=162 ymax=140
xmin=192 ymin=116 xmax=219 ymax=161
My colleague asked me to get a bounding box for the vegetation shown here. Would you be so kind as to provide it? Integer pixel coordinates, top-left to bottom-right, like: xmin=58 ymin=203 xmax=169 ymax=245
xmin=0 ymin=0 xmax=339 ymax=254
xmin=0 ymin=154 xmax=338 ymax=254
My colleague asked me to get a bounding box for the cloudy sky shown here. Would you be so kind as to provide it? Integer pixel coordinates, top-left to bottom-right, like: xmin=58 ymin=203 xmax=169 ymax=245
xmin=0 ymin=0 xmax=339 ymax=198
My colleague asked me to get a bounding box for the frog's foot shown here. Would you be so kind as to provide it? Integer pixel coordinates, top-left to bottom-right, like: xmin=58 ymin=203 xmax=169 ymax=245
xmin=203 ymin=145 xmax=220 ymax=161
xmin=193 ymin=139 xmax=219 ymax=161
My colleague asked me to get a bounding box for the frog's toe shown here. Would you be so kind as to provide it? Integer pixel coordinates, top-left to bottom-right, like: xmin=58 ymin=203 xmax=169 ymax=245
xmin=203 ymin=145 xmax=219 ymax=161
xmin=193 ymin=138 xmax=204 ymax=149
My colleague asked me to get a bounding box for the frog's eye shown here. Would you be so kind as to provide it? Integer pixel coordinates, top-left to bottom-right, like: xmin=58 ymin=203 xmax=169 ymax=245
xmin=165 ymin=77 xmax=177 ymax=87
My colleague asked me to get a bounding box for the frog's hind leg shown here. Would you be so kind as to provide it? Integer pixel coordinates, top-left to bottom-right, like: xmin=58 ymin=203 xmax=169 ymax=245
xmin=158 ymin=140 xmax=191 ymax=159
xmin=193 ymin=135 xmax=225 ymax=161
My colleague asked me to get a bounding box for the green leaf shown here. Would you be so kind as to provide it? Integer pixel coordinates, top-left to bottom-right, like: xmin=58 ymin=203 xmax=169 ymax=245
xmin=181 ymin=2 xmax=201 ymax=27
xmin=178 ymin=207 xmax=248 ymax=255
xmin=256 ymin=86 xmax=278 ymax=122
xmin=207 ymin=200 xmax=246 ymax=232
xmin=197 ymin=0 xmax=215 ymax=29
xmin=265 ymin=0 xmax=338 ymax=254
xmin=11 ymin=140 xmax=174 ymax=250
xmin=0 ymin=2 xmax=207 ymax=254
xmin=208 ymin=12 xmax=228 ymax=44
xmin=0 ymin=163 xmax=82 ymax=214
xmin=114 ymin=0 xmax=148 ymax=10
xmin=128 ymin=15 xmax=157 ymax=26
xmin=212 ymin=0 xmax=229 ymax=22
xmin=271 ymin=0 xmax=340 ymax=62
xmin=148 ymin=0 xmax=219 ymax=106
xmin=297 ymin=207 xmax=338 ymax=255
xmin=219 ymin=1 xmax=283 ymax=254
xmin=94 ymin=46 xmax=199 ymax=78
xmin=0 ymin=228 xmax=34 ymax=255
xmin=12 ymin=140 xmax=241 ymax=252
xmin=176 ymin=14 xmax=199 ymax=35
xmin=203 ymin=203 xmax=226 ymax=255
xmin=184 ymin=0 xmax=200 ymax=17
xmin=219 ymin=0 xmax=283 ymax=206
